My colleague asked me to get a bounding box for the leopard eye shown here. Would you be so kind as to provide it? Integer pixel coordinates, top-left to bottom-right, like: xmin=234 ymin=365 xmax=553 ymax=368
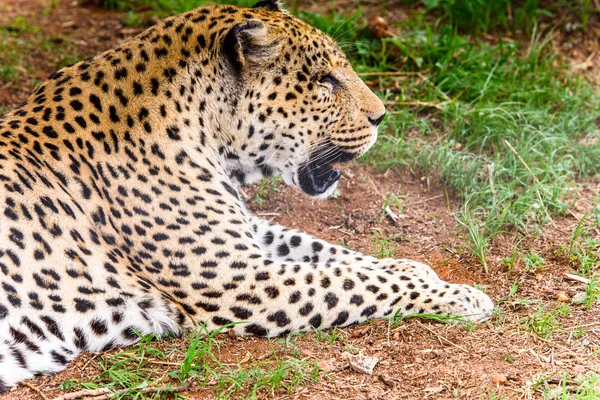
xmin=319 ymin=74 xmax=338 ymax=90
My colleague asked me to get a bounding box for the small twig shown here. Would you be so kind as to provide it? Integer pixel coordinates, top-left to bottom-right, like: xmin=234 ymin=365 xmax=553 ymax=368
xmin=51 ymin=388 xmax=112 ymax=400
xmin=567 ymin=209 xmax=583 ymax=221
xmin=367 ymin=176 xmax=385 ymax=200
xmin=21 ymin=380 xmax=49 ymax=400
xmin=565 ymin=273 xmax=590 ymax=285
xmin=378 ymin=374 xmax=395 ymax=388
xmin=51 ymin=377 xmax=196 ymax=400
xmin=404 ymin=194 xmax=444 ymax=207
xmin=79 ymin=353 xmax=99 ymax=372
xmin=565 ymin=321 xmax=600 ymax=331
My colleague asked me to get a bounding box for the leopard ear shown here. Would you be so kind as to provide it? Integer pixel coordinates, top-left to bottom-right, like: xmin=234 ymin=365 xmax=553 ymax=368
xmin=223 ymin=19 xmax=281 ymax=73
xmin=252 ymin=0 xmax=286 ymax=12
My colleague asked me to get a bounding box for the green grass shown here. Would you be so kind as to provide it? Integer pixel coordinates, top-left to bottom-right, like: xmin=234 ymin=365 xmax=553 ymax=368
xmin=536 ymin=372 xmax=600 ymax=399
xmin=0 ymin=26 xmax=25 ymax=83
xmin=0 ymin=16 xmax=85 ymax=87
xmin=576 ymin=274 xmax=600 ymax=310
xmin=371 ymin=229 xmax=403 ymax=259
xmin=522 ymin=250 xmax=546 ymax=274
xmin=521 ymin=304 xmax=570 ymax=339
xmin=72 ymin=326 xmax=321 ymax=399
xmin=416 ymin=0 xmax=552 ymax=34
xmin=254 ymin=176 xmax=281 ymax=206
xmin=100 ymin=0 xmax=256 ymax=15
xmin=558 ymin=215 xmax=600 ymax=276
xmin=352 ymin=14 xmax=600 ymax=269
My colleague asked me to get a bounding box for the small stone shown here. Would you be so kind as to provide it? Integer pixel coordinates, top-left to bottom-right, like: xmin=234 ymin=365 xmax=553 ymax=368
xmin=348 ymin=352 xmax=379 ymax=375
xmin=492 ymin=373 xmax=508 ymax=385
xmin=557 ymin=292 xmax=570 ymax=302
xmin=318 ymin=359 xmax=335 ymax=372
xmin=573 ymin=365 xmax=586 ymax=373
xmin=573 ymin=292 xmax=587 ymax=304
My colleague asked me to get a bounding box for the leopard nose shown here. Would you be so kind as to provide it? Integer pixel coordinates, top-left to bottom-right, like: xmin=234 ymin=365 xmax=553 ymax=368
xmin=368 ymin=112 xmax=386 ymax=127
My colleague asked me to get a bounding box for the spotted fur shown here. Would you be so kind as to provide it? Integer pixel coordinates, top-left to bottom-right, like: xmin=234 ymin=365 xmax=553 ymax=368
xmin=0 ymin=1 xmax=493 ymax=389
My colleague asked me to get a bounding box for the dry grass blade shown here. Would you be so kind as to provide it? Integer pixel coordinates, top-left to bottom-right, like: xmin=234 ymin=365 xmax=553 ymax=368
xmin=358 ymin=71 xmax=421 ymax=77
xmin=20 ymin=381 xmax=49 ymax=400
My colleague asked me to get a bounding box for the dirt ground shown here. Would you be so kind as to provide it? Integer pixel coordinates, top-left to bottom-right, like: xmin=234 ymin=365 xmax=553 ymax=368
xmin=1 ymin=1 xmax=599 ymax=399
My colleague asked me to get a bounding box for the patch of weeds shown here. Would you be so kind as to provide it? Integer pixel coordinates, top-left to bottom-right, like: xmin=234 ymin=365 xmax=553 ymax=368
xmin=215 ymin=353 xmax=320 ymax=399
xmin=491 ymin=306 xmax=505 ymax=326
xmin=75 ymin=325 xmax=319 ymax=399
xmin=371 ymin=229 xmax=402 ymax=258
xmin=99 ymin=0 xmax=135 ymax=10
xmin=59 ymin=379 xmax=77 ymax=391
xmin=77 ymin=332 xmax=188 ymax=400
xmin=503 ymin=354 xmax=515 ymax=363
xmin=314 ymin=327 xmax=344 ymax=346
xmin=473 ymin=283 xmax=488 ymax=293
xmin=42 ymin=0 xmax=61 ymax=16
xmin=463 ymin=320 xmax=477 ymax=332
xmin=57 ymin=54 xmax=84 ymax=69
xmin=457 ymin=206 xmax=491 ymax=272
xmin=0 ymin=30 xmax=23 ymax=83
xmin=276 ymin=333 xmax=299 ymax=349
xmin=254 ymin=176 xmax=281 ymax=206
xmin=6 ymin=15 xmax=39 ymax=34
xmin=343 ymin=344 xmax=359 ymax=353
xmin=123 ymin=10 xmax=145 ymax=27
xmin=522 ymin=304 xmax=570 ymax=339
xmin=522 ymin=251 xmax=545 ymax=273
xmin=418 ymin=0 xmax=552 ymax=34
xmin=574 ymin=274 xmax=600 ymax=310
xmin=558 ymin=215 xmax=600 ymax=276
xmin=485 ymin=389 xmax=509 ymax=399
xmin=379 ymin=193 xmax=404 ymax=222
xmin=502 ymin=243 xmax=522 ymax=272
xmin=572 ymin=325 xmax=586 ymax=339
xmin=539 ymin=372 xmax=600 ymax=399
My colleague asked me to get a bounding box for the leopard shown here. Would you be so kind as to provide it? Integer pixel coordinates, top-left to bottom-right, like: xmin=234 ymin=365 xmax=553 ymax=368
xmin=0 ymin=0 xmax=494 ymax=389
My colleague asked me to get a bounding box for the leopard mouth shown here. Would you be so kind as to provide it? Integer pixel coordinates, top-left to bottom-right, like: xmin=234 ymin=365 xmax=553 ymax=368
xmin=297 ymin=145 xmax=355 ymax=196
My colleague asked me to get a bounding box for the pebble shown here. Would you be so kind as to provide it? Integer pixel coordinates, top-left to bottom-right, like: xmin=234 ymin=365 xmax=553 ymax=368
xmin=492 ymin=373 xmax=508 ymax=385
xmin=557 ymin=292 xmax=570 ymax=302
